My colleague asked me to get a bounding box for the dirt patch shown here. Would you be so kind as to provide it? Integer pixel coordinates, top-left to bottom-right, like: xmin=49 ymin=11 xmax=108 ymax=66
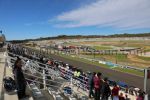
xmin=127 ymin=55 xmax=150 ymax=68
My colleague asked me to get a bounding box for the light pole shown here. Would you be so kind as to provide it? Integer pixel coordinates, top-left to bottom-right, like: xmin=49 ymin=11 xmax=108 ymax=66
xmin=39 ymin=45 xmax=41 ymax=54
xmin=115 ymin=51 xmax=118 ymax=64
xmin=144 ymin=67 xmax=150 ymax=93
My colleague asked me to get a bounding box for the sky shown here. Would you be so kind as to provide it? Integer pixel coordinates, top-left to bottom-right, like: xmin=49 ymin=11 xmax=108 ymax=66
xmin=0 ymin=0 xmax=150 ymax=40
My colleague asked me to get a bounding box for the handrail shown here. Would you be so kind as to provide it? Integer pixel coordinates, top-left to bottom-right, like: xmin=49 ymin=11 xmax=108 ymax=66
xmin=8 ymin=55 xmax=60 ymax=76
xmin=23 ymin=72 xmax=64 ymax=84
xmin=25 ymin=78 xmax=62 ymax=88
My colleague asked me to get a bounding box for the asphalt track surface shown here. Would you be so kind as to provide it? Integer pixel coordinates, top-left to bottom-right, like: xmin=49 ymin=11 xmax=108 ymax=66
xmin=49 ymin=54 xmax=150 ymax=90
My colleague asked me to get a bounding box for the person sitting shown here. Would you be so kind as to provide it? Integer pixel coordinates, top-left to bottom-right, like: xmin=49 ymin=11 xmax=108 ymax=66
xmin=119 ymin=93 xmax=125 ymax=100
xmin=136 ymin=92 xmax=144 ymax=100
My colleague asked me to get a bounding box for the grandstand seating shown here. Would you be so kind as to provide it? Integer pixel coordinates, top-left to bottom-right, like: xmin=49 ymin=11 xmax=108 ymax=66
xmin=6 ymin=44 xmax=146 ymax=100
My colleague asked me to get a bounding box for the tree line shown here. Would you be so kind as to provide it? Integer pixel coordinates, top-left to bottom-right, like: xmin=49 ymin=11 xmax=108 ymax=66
xmin=9 ymin=33 xmax=150 ymax=43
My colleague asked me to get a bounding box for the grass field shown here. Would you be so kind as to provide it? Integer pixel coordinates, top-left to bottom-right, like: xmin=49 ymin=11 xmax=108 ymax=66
xmin=55 ymin=53 xmax=144 ymax=76
xmin=61 ymin=39 xmax=150 ymax=68
xmin=92 ymin=46 xmax=113 ymax=50
xmin=79 ymin=53 xmax=150 ymax=68
xmin=137 ymin=56 xmax=150 ymax=61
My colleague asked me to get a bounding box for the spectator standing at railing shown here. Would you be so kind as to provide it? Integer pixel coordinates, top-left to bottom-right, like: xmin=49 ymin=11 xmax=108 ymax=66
xmin=93 ymin=72 xmax=102 ymax=100
xmin=111 ymin=82 xmax=120 ymax=100
xmin=101 ymin=77 xmax=111 ymax=100
xmin=88 ymin=72 xmax=96 ymax=98
xmin=77 ymin=70 xmax=81 ymax=78
xmin=73 ymin=70 xmax=77 ymax=78
xmin=14 ymin=57 xmax=29 ymax=100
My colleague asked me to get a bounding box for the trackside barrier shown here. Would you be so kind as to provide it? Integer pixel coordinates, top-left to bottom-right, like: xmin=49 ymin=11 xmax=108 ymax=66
xmin=79 ymin=56 xmax=144 ymax=71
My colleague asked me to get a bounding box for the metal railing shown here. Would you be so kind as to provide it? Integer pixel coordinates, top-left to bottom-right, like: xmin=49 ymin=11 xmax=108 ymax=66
xmin=6 ymin=45 xmax=144 ymax=97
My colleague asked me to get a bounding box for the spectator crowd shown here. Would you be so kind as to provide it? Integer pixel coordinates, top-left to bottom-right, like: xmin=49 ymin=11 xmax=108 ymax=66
xmin=7 ymin=44 xmax=146 ymax=100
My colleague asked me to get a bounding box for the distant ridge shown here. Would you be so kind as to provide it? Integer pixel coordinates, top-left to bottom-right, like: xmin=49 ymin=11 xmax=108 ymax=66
xmin=9 ymin=32 xmax=150 ymax=43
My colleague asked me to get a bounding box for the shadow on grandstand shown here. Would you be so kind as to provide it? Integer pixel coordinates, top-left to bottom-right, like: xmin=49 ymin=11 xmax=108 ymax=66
xmin=0 ymin=87 xmax=5 ymax=100
xmin=5 ymin=90 xmax=17 ymax=95
xmin=0 ymin=57 xmax=19 ymax=100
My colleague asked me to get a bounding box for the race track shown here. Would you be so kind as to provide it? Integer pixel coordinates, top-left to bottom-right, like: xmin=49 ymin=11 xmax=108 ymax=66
xmin=49 ymin=54 xmax=150 ymax=90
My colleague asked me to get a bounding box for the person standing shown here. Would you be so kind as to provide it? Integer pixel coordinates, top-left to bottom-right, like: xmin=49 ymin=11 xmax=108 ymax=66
xmin=14 ymin=57 xmax=28 ymax=99
xmin=112 ymin=82 xmax=120 ymax=100
xmin=94 ymin=72 xmax=102 ymax=100
xmin=88 ymin=72 xmax=96 ymax=98
xmin=101 ymin=77 xmax=111 ymax=100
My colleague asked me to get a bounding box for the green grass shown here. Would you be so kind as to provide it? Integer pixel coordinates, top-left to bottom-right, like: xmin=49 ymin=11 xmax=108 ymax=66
xmin=81 ymin=54 xmax=128 ymax=62
xmin=144 ymin=49 xmax=150 ymax=52
xmin=92 ymin=46 xmax=112 ymax=50
xmin=115 ymin=54 xmax=128 ymax=62
xmin=114 ymin=67 xmax=144 ymax=76
xmin=57 ymin=53 xmax=109 ymax=68
xmin=137 ymin=56 xmax=150 ymax=61
xmin=54 ymin=53 xmax=143 ymax=76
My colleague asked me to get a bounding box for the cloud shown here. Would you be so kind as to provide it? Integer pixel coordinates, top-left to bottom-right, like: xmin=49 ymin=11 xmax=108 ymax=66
xmin=24 ymin=21 xmax=48 ymax=26
xmin=55 ymin=0 xmax=150 ymax=30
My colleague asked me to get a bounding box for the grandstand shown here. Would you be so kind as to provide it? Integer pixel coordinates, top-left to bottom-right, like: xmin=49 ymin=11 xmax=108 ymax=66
xmin=1 ymin=43 xmax=148 ymax=100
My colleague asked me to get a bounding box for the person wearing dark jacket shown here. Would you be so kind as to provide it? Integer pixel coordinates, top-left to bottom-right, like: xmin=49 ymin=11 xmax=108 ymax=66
xmin=101 ymin=77 xmax=111 ymax=100
xmin=88 ymin=72 xmax=96 ymax=98
xmin=14 ymin=57 xmax=27 ymax=99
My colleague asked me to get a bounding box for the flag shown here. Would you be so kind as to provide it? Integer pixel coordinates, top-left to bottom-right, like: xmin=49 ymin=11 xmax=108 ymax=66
xmin=0 ymin=30 xmax=2 ymax=33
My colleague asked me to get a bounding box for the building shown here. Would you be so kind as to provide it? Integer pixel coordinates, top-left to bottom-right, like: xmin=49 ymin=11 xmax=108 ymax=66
xmin=0 ymin=34 xmax=6 ymax=47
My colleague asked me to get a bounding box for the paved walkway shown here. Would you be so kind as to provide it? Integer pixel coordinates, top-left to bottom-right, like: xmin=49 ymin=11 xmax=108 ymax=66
xmin=0 ymin=52 xmax=18 ymax=100
xmin=0 ymin=52 xmax=33 ymax=100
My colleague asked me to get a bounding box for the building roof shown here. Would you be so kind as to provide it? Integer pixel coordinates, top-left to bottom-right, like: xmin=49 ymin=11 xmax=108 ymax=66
xmin=0 ymin=34 xmax=5 ymax=42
